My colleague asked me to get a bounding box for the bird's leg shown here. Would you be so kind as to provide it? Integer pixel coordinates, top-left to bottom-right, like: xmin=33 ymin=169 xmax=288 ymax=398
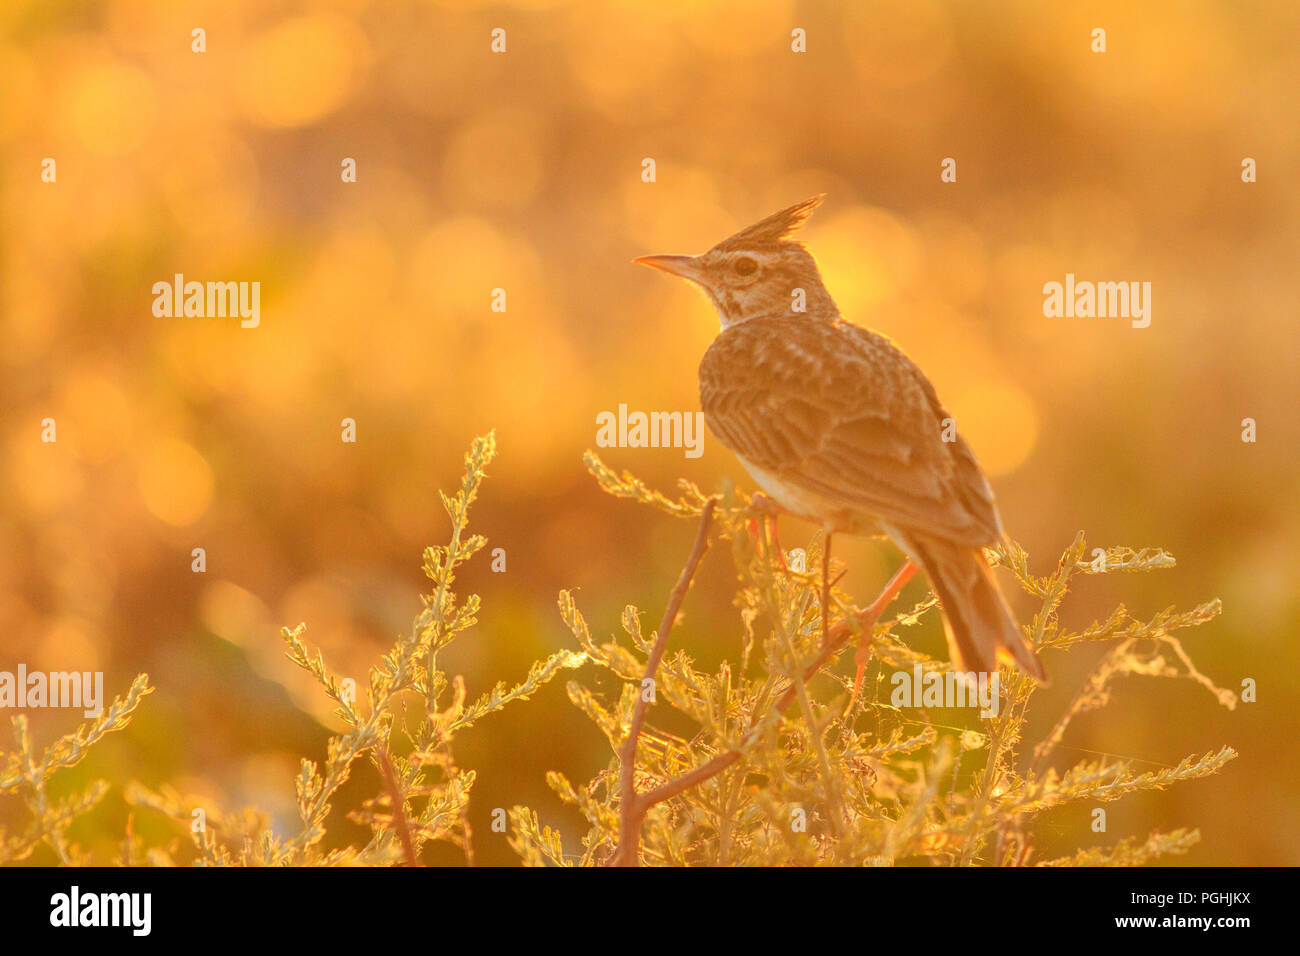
xmin=768 ymin=516 xmax=788 ymax=570
xmin=747 ymin=492 xmax=788 ymax=572
xmin=845 ymin=559 xmax=920 ymax=716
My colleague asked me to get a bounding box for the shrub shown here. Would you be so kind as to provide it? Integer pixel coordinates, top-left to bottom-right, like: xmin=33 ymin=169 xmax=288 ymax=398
xmin=1 ymin=434 xmax=1235 ymax=866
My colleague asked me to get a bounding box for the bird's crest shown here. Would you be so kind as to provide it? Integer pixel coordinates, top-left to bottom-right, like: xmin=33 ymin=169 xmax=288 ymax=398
xmin=714 ymin=194 xmax=825 ymax=250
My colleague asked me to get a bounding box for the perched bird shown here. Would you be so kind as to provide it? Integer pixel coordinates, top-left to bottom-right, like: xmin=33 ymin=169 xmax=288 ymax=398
xmin=635 ymin=195 xmax=1045 ymax=691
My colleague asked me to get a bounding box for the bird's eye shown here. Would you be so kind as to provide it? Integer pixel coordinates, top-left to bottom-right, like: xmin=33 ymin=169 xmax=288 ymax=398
xmin=733 ymin=256 xmax=758 ymax=276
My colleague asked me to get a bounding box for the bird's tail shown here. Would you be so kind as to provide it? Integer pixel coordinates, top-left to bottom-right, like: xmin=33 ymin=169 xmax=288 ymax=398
xmin=895 ymin=529 xmax=1046 ymax=682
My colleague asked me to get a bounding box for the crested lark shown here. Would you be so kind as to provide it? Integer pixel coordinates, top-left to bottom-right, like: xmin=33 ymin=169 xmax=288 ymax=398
xmin=636 ymin=195 xmax=1046 ymax=691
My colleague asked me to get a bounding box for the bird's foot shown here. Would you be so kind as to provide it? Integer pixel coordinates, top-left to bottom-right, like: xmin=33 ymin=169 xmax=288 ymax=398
xmin=746 ymin=493 xmax=789 ymax=572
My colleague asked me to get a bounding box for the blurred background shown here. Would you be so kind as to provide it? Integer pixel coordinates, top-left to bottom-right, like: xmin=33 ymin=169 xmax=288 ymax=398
xmin=2 ymin=0 xmax=1297 ymax=865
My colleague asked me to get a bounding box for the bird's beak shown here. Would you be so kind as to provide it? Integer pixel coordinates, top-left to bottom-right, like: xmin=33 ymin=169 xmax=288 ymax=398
xmin=634 ymin=254 xmax=703 ymax=284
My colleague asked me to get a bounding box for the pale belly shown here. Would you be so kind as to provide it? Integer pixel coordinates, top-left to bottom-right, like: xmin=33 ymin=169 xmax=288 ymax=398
xmin=736 ymin=456 xmax=886 ymax=538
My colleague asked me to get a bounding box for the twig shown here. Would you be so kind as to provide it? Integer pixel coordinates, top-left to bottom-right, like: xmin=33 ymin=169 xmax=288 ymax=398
xmin=612 ymin=499 xmax=717 ymax=866
xmin=631 ymin=560 xmax=916 ymax=823
xmin=776 ymin=560 xmax=846 ymax=836
xmin=378 ymin=750 xmax=418 ymax=867
xmin=458 ymin=790 xmax=476 ymax=867
xmin=639 ymin=749 xmax=743 ymax=807
xmin=444 ymin=737 xmax=477 ymax=867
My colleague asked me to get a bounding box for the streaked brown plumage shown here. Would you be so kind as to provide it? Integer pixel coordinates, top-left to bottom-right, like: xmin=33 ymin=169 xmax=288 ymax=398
xmin=637 ymin=195 xmax=1045 ymax=681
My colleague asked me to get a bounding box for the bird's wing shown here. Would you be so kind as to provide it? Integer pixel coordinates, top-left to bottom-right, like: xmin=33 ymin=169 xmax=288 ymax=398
xmin=699 ymin=316 xmax=1002 ymax=545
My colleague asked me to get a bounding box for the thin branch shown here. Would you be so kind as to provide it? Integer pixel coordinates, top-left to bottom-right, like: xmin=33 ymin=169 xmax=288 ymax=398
xmin=639 ymin=750 xmax=744 ymax=807
xmin=612 ymin=499 xmax=717 ymax=867
xmin=633 ymin=559 xmax=917 ymax=819
xmin=377 ymin=750 xmax=418 ymax=867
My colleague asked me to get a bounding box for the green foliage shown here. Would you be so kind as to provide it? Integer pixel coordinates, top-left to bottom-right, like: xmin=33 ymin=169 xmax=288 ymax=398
xmin=511 ymin=452 xmax=1237 ymax=866
xmin=12 ymin=431 xmax=583 ymax=866
xmin=0 ymin=437 xmax=1236 ymax=866
xmin=0 ymin=675 xmax=152 ymax=864
xmin=134 ymin=430 xmax=585 ymax=866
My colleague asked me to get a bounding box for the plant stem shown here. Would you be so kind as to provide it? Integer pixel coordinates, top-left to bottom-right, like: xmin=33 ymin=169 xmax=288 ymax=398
xmin=613 ymin=499 xmax=717 ymax=867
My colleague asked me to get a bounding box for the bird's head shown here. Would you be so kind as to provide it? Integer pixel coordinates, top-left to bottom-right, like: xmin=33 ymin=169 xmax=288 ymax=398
xmin=635 ymin=195 xmax=837 ymax=329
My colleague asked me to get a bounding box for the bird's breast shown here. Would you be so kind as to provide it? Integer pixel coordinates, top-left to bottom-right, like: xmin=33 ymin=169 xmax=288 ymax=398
xmin=736 ymin=456 xmax=884 ymax=537
xmin=736 ymin=457 xmax=817 ymax=515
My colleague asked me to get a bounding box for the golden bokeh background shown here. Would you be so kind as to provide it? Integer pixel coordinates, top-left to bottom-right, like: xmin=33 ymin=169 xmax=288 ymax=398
xmin=2 ymin=0 xmax=1297 ymax=864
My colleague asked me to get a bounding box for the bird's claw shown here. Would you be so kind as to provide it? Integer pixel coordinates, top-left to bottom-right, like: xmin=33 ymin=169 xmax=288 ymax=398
xmin=746 ymin=494 xmax=790 ymax=572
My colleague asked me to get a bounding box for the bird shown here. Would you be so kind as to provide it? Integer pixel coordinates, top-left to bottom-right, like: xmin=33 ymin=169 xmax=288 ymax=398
xmin=635 ymin=195 xmax=1046 ymax=699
